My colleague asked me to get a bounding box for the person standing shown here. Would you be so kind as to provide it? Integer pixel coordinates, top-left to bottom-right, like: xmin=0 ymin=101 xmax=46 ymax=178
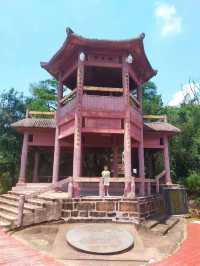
xmin=101 ymin=165 xmax=110 ymax=196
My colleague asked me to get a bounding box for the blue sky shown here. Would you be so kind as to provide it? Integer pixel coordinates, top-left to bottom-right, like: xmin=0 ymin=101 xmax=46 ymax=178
xmin=0 ymin=0 xmax=199 ymax=105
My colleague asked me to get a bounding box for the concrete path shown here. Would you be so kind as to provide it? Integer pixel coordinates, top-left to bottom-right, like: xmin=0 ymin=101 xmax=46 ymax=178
xmin=153 ymin=222 xmax=200 ymax=266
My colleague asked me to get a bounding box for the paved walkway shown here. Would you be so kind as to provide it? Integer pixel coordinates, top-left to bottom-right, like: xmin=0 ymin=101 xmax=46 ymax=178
xmin=0 ymin=229 xmax=63 ymax=266
xmin=0 ymin=222 xmax=199 ymax=266
xmin=153 ymin=222 xmax=200 ymax=266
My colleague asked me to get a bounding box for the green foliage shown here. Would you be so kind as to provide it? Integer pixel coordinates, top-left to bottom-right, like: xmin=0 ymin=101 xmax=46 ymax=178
xmin=0 ymin=88 xmax=26 ymax=192
xmin=165 ymin=103 xmax=200 ymax=183
xmin=186 ymin=171 xmax=200 ymax=195
xmin=142 ymin=81 xmax=164 ymax=115
xmin=26 ymin=79 xmax=57 ymax=111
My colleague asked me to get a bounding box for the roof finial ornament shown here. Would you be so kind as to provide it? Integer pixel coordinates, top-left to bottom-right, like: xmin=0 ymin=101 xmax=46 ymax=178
xmin=153 ymin=69 xmax=158 ymax=75
xmin=126 ymin=54 xmax=133 ymax=64
xmin=139 ymin=33 xmax=145 ymax=40
xmin=79 ymin=52 xmax=86 ymax=62
xmin=66 ymin=27 xmax=74 ymax=37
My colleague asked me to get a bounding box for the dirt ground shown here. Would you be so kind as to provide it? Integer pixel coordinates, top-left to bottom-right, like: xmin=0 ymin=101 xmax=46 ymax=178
xmin=13 ymin=219 xmax=186 ymax=266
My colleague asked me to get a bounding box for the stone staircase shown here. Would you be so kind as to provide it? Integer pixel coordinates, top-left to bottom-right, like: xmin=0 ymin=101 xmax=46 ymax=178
xmin=143 ymin=215 xmax=180 ymax=235
xmin=0 ymin=184 xmax=63 ymax=231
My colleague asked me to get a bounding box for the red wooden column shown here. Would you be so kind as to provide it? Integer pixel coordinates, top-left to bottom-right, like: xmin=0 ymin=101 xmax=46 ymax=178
xmin=163 ymin=135 xmax=172 ymax=184
xmin=33 ymin=150 xmax=39 ymax=183
xmin=123 ymin=59 xmax=134 ymax=197
xmin=72 ymin=53 xmax=84 ymax=196
xmin=18 ymin=132 xmax=29 ymax=184
xmin=112 ymin=146 xmax=118 ymax=177
xmin=138 ymin=87 xmax=145 ymax=196
xmin=112 ymin=136 xmax=118 ymax=177
xmin=52 ymin=81 xmax=63 ymax=184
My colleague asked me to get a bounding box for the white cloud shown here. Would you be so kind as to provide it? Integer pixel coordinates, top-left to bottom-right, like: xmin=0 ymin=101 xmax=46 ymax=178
xmin=168 ymin=83 xmax=200 ymax=106
xmin=155 ymin=3 xmax=182 ymax=37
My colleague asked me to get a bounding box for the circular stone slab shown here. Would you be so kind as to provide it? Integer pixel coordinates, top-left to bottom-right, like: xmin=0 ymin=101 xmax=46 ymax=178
xmin=66 ymin=224 xmax=134 ymax=255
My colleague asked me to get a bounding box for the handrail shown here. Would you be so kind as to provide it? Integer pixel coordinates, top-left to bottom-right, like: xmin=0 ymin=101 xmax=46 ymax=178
xmin=155 ymin=170 xmax=166 ymax=193
xmin=73 ymin=177 xmax=129 ymax=183
xmin=143 ymin=115 xmax=167 ymax=122
xmin=130 ymin=94 xmax=141 ymax=107
xmin=60 ymin=89 xmax=77 ymax=105
xmin=17 ymin=177 xmax=71 ymax=227
xmin=83 ymin=86 xmax=123 ymax=93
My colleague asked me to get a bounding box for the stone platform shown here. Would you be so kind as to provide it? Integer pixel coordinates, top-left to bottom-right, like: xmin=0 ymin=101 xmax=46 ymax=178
xmin=66 ymin=224 xmax=134 ymax=254
xmin=62 ymin=195 xmax=165 ymax=224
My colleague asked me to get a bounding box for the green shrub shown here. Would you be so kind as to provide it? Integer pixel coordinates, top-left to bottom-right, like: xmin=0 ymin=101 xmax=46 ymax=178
xmin=186 ymin=171 xmax=200 ymax=195
xmin=0 ymin=172 xmax=13 ymax=194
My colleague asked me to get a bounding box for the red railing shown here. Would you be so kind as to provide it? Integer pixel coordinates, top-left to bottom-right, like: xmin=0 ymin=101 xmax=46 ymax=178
xmin=82 ymin=95 xmax=125 ymax=112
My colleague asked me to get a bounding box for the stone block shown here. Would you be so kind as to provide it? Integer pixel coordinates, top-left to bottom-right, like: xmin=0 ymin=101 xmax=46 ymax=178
xmin=71 ymin=210 xmax=79 ymax=217
xmin=62 ymin=210 xmax=71 ymax=217
xmin=139 ymin=203 xmax=146 ymax=213
xmin=75 ymin=202 xmax=95 ymax=211
xmin=96 ymin=202 xmax=115 ymax=212
xmin=119 ymin=202 xmax=137 ymax=212
xmin=79 ymin=211 xmax=89 ymax=217
xmin=63 ymin=203 xmax=73 ymax=210
xmin=107 ymin=212 xmax=116 ymax=217
xmin=90 ymin=211 xmax=106 ymax=217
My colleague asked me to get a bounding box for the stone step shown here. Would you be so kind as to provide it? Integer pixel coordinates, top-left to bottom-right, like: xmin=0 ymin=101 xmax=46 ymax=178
xmin=0 ymin=203 xmax=32 ymax=215
xmin=26 ymin=198 xmax=54 ymax=207
xmin=144 ymin=215 xmax=168 ymax=229
xmin=0 ymin=219 xmax=12 ymax=231
xmin=11 ymin=189 xmax=39 ymax=195
xmin=0 ymin=210 xmax=17 ymax=223
xmin=1 ymin=193 xmax=20 ymax=202
xmin=151 ymin=217 xmax=180 ymax=235
xmin=0 ymin=198 xmax=43 ymax=212
xmin=62 ymin=216 xmax=113 ymax=223
xmin=25 ymin=183 xmax=51 ymax=187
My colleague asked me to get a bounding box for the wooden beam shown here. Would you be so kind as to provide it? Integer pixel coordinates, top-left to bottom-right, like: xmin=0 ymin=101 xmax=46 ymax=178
xmin=61 ymin=63 xmax=77 ymax=82
xmin=143 ymin=115 xmax=167 ymax=122
xmin=83 ymin=86 xmax=123 ymax=93
xmin=128 ymin=66 xmax=141 ymax=87
xmin=85 ymin=61 xmax=122 ymax=69
xmin=28 ymin=111 xmax=55 ymax=117
xmin=82 ymin=128 xmax=124 ymax=134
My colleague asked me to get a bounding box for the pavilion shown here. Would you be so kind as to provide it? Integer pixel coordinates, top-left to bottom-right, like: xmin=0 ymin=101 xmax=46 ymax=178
xmin=12 ymin=28 xmax=180 ymax=198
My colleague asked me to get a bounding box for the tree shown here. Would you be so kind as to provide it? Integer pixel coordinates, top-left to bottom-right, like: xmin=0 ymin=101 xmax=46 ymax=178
xmin=26 ymin=79 xmax=57 ymax=111
xmin=141 ymin=81 xmax=164 ymax=115
xmin=166 ymin=102 xmax=200 ymax=185
xmin=0 ymin=88 xmax=26 ymax=193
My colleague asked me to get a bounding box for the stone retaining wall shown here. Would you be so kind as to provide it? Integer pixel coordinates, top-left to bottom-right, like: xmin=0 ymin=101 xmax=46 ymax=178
xmin=62 ymin=195 xmax=164 ymax=223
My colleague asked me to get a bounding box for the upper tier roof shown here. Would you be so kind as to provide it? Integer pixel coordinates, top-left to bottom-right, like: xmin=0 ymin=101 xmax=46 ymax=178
xmin=41 ymin=28 xmax=157 ymax=85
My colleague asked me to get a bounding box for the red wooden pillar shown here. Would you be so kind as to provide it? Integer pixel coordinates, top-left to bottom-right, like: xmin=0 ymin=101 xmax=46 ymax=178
xmin=52 ymin=81 xmax=63 ymax=184
xmin=112 ymin=136 xmax=118 ymax=177
xmin=18 ymin=132 xmax=29 ymax=184
xmin=138 ymin=87 xmax=145 ymax=196
xmin=33 ymin=150 xmax=39 ymax=183
xmin=72 ymin=53 xmax=84 ymax=196
xmin=163 ymin=135 xmax=172 ymax=184
xmin=123 ymin=59 xmax=135 ymax=197
xmin=112 ymin=146 xmax=118 ymax=177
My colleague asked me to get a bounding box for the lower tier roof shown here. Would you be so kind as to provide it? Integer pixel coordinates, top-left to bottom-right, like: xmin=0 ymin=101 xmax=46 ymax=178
xmin=11 ymin=118 xmax=180 ymax=134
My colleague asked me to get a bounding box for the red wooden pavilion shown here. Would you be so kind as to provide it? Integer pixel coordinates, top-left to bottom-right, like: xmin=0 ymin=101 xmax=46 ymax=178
xmin=12 ymin=28 xmax=180 ymax=198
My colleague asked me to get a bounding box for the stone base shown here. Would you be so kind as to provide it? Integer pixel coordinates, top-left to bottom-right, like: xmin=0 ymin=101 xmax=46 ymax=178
xmin=62 ymin=195 xmax=165 ymax=224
